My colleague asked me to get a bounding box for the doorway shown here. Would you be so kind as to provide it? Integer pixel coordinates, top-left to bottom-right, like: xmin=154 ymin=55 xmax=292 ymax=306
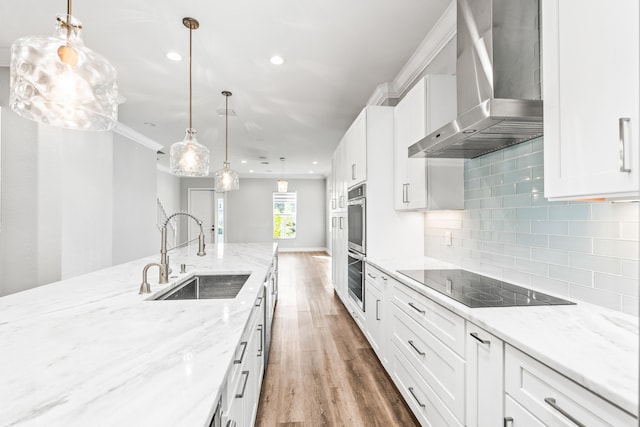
xmin=188 ymin=188 xmax=225 ymax=244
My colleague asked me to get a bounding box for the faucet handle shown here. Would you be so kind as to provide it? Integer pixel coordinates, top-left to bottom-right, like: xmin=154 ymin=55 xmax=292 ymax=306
xmin=139 ymin=280 xmax=151 ymax=294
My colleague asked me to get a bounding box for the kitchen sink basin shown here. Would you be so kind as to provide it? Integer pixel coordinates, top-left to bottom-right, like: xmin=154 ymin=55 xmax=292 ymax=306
xmin=152 ymin=274 xmax=251 ymax=300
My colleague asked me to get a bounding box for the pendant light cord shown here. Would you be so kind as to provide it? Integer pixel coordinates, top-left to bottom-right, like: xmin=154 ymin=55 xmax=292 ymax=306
xmin=189 ymin=25 xmax=193 ymax=130
xmin=225 ymin=94 xmax=229 ymax=162
xmin=65 ymin=0 xmax=72 ymax=41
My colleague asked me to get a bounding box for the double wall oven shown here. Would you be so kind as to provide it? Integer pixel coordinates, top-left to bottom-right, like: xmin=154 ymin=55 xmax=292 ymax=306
xmin=347 ymin=183 xmax=366 ymax=311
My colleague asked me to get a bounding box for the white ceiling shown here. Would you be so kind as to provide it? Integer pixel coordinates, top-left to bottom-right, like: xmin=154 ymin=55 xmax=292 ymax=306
xmin=0 ymin=0 xmax=451 ymax=178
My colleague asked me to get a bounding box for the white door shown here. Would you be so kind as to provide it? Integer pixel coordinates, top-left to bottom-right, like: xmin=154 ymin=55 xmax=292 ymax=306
xmin=188 ymin=189 xmax=218 ymax=244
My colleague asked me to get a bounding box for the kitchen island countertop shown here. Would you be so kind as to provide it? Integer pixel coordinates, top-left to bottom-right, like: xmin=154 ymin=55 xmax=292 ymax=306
xmin=0 ymin=243 xmax=277 ymax=427
xmin=367 ymin=255 xmax=639 ymax=417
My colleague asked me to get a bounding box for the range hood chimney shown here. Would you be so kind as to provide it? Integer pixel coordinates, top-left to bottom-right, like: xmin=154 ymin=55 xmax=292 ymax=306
xmin=409 ymin=0 xmax=542 ymax=159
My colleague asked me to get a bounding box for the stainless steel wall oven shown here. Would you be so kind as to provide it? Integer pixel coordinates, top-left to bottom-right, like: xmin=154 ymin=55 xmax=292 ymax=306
xmin=347 ymin=183 xmax=366 ymax=310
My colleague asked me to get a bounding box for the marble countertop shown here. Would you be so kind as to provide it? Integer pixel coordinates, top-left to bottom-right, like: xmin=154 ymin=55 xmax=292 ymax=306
xmin=367 ymin=255 xmax=639 ymax=417
xmin=0 ymin=243 xmax=277 ymax=427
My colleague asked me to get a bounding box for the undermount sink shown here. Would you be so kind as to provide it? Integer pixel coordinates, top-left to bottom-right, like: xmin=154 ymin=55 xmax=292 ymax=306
xmin=152 ymin=274 xmax=251 ymax=300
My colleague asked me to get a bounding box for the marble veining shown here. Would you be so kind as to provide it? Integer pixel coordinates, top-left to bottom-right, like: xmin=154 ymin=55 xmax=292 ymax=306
xmin=367 ymin=255 xmax=639 ymax=417
xmin=0 ymin=243 xmax=277 ymax=427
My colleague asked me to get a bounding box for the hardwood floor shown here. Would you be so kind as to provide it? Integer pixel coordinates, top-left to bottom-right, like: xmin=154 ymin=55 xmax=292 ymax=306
xmin=255 ymin=252 xmax=419 ymax=427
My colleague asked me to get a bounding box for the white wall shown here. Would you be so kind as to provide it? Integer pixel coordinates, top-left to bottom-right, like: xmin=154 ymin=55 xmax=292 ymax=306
xmin=112 ymin=134 xmax=157 ymax=265
xmin=157 ymin=169 xmax=181 ymax=222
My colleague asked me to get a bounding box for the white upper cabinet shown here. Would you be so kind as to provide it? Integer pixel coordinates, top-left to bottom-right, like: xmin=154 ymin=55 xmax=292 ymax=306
xmin=345 ymin=109 xmax=367 ymax=188
xmin=394 ymin=75 xmax=463 ymax=210
xmin=542 ymin=0 xmax=639 ymax=200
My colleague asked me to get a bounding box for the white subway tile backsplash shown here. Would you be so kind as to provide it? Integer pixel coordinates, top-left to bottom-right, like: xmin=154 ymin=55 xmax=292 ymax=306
xmin=549 ymin=265 xmax=593 ymax=287
xmin=531 ymin=220 xmax=568 ymax=235
xmin=532 ymin=248 xmax=569 ymax=265
xmin=549 ymin=235 xmax=593 ymax=253
xmin=569 ymin=284 xmax=622 ymax=311
xmin=549 ymin=204 xmax=592 ymax=220
xmin=568 ymin=253 xmax=621 ymax=275
xmin=424 ymin=138 xmax=639 ymax=315
xmin=569 ymin=221 xmax=620 ymax=239
xmin=621 ymin=260 xmax=639 ymax=279
xmin=593 ymin=239 xmax=639 ymax=260
xmin=594 ymin=273 xmax=639 ymax=297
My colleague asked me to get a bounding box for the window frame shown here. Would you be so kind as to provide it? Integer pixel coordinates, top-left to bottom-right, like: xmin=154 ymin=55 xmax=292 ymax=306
xmin=273 ymin=191 xmax=297 ymax=240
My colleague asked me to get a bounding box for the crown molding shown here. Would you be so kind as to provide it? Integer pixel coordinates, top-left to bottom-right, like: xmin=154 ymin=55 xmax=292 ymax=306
xmin=114 ymin=122 xmax=164 ymax=152
xmin=367 ymin=1 xmax=456 ymax=105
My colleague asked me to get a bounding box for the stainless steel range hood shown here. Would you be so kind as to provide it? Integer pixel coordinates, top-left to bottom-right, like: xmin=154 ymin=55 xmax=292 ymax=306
xmin=409 ymin=0 xmax=542 ymax=159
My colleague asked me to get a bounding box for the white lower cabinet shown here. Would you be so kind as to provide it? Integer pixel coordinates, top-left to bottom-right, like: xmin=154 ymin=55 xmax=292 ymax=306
xmin=504 ymin=345 xmax=637 ymax=427
xmin=223 ymin=286 xmax=266 ymax=427
xmin=364 ymin=264 xmax=392 ymax=370
xmin=465 ymin=323 xmax=504 ymax=427
xmin=504 ymin=394 xmax=546 ymax=427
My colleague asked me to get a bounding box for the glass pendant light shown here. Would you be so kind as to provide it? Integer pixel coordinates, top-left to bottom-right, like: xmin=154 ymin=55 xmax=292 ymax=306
xmin=277 ymin=157 xmax=288 ymax=192
xmin=213 ymin=91 xmax=240 ymax=192
xmin=170 ymin=17 xmax=210 ymax=177
xmin=9 ymin=0 xmax=118 ymax=131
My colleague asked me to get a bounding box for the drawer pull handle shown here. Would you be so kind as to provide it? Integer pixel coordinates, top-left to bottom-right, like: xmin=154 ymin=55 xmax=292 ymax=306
xmin=376 ymin=300 xmax=380 ymax=320
xmin=408 ymin=387 xmax=426 ymax=408
xmin=408 ymin=340 xmax=425 ymax=356
xmin=367 ymin=273 xmax=377 ymax=279
xmin=234 ymin=341 xmax=248 ymax=364
xmin=470 ymin=332 xmax=490 ymax=345
xmin=257 ymin=324 xmax=263 ymax=356
xmin=255 ymin=296 xmax=263 ymax=307
xmin=503 ymin=417 xmax=514 ymax=427
xmin=619 ymin=117 xmax=632 ymax=173
xmin=408 ymin=302 xmax=425 ymax=314
xmin=235 ymin=370 xmax=250 ymax=398
xmin=544 ymin=397 xmax=586 ymax=427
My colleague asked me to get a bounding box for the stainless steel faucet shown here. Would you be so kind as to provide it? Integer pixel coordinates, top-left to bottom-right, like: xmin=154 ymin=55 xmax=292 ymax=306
xmin=139 ymin=212 xmax=207 ymax=294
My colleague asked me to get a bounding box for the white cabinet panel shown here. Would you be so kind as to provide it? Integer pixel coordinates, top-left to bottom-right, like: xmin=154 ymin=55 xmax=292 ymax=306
xmin=465 ymin=323 xmax=504 ymax=427
xmin=543 ymin=0 xmax=639 ymax=200
xmin=504 ymin=394 xmax=546 ymax=427
xmin=505 ymin=345 xmax=637 ymax=426
xmin=394 ymin=75 xmax=463 ymax=210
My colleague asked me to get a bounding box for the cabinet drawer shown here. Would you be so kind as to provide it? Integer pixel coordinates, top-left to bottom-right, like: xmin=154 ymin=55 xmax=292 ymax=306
xmin=392 ymin=341 xmax=463 ymax=427
xmin=365 ymin=265 xmax=385 ymax=293
xmin=392 ymin=281 xmax=465 ymax=357
xmin=505 ymin=345 xmax=637 ymax=426
xmin=505 ymin=394 xmax=545 ymax=427
xmin=392 ymin=303 xmax=465 ymax=422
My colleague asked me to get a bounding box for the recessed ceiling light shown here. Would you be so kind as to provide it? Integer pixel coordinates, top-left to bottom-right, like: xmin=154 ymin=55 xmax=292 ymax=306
xmin=249 ymin=169 xmax=254 ymax=173
xmin=312 ymin=161 xmax=318 ymax=165
xmin=309 ymin=170 xmax=314 ymax=174
xmin=144 ymin=122 xmax=156 ymax=127
xmin=270 ymin=55 xmax=284 ymax=65
xmin=166 ymin=51 xmax=182 ymax=61
xmin=241 ymin=160 xmax=247 ymax=164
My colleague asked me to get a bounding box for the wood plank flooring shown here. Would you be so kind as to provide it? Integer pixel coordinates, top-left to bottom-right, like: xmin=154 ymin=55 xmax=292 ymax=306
xmin=255 ymin=252 xmax=419 ymax=427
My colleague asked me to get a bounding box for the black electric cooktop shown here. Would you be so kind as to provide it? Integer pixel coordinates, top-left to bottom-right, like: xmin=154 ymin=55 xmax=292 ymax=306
xmin=397 ymin=269 xmax=575 ymax=308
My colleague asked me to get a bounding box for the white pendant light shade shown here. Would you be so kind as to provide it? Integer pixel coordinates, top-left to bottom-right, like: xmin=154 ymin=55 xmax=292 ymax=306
xmin=277 ymin=179 xmax=289 ymax=193
xmin=10 ymin=13 xmax=118 ymax=131
xmin=170 ymin=128 xmax=210 ymax=176
xmin=214 ymin=162 xmax=240 ymax=192
xmin=213 ymin=90 xmax=239 ymax=191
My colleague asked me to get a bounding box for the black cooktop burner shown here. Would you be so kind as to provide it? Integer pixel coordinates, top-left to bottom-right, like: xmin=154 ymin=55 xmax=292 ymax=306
xmin=396 ymin=269 xmax=575 ymax=308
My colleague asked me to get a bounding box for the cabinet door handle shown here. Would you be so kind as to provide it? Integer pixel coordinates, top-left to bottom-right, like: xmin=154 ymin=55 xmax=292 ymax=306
xmin=255 ymin=296 xmax=263 ymax=307
xmin=408 ymin=340 xmax=425 ymax=356
xmin=375 ymin=299 xmax=380 ymax=320
xmin=235 ymin=370 xmax=250 ymax=398
xmin=339 ymin=217 xmax=345 ymax=230
xmin=339 ymin=195 xmax=345 ymax=208
xmin=619 ymin=117 xmax=632 ymax=173
xmin=257 ymin=324 xmax=263 ymax=356
xmin=352 ymin=163 xmax=356 ymax=180
xmin=367 ymin=272 xmax=377 ymax=279
xmin=544 ymin=397 xmax=586 ymax=427
xmin=470 ymin=332 xmax=490 ymax=345
xmin=234 ymin=341 xmax=248 ymax=364
xmin=503 ymin=417 xmax=514 ymax=427
xmin=408 ymin=302 xmax=425 ymax=314
xmin=402 ymin=183 xmax=408 ymax=203
xmin=408 ymin=387 xmax=426 ymax=408
xmin=332 ymin=217 xmax=337 ymax=228
xmin=331 ymin=198 xmax=336 ymax=209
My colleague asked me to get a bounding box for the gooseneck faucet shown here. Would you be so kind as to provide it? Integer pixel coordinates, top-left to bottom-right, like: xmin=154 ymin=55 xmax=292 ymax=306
xmin=139 ymin=212 xmax=207 ymax=294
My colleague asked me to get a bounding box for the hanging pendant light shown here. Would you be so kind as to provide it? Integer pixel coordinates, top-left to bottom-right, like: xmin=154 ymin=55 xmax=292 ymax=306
xmin=170 ymin=17 xmax=210 ymax=177
xmin=213 ymin=91 xmax=240 ymax=192
xmin=9 ymin=0 xmax=118 ymax=131
xmin=277 ymin=157 xmax=288 ymax=192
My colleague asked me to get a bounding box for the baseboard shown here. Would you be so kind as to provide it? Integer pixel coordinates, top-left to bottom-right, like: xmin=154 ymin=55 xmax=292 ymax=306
xmin=277 ymin=247 xmax=329 ymax=253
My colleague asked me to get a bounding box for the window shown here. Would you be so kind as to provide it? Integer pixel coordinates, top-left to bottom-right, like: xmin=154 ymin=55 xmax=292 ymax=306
xmin=273 ymin=192 xmax=296 ymax=239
